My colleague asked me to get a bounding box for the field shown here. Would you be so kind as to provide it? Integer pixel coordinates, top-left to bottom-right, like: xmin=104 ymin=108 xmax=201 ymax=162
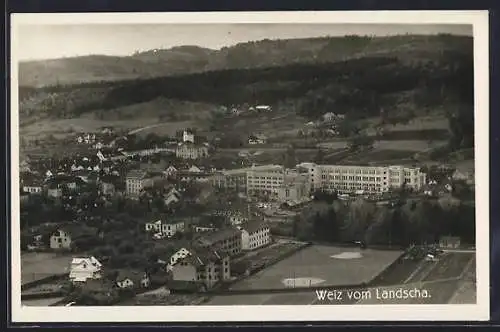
xmin=353 ymin=251 xmax=476 ymax=305
xmin=19 ymin=97 xmax=216 ymax=142
xmin=207 ymin=250 xmax=476 ymax=305
xmin=21 ymin=252 xmax=72 ymax=284
xmin=364 ymin=115 xmax=449 ymax=135
xmin=230 ymin=245 xmax=402 ymax=291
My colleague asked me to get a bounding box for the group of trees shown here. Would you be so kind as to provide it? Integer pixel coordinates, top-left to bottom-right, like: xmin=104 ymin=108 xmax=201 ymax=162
xmin=293 ymin=194 xmax=475 ymax=247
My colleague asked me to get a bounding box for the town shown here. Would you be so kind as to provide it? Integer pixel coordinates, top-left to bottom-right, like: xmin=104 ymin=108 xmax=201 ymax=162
xmin=20 ymin=112 xmax=476 ymax=306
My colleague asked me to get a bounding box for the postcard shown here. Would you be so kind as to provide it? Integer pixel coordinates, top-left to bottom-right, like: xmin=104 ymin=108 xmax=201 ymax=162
xmin=10 ymin=10 xmax=490 ymax=322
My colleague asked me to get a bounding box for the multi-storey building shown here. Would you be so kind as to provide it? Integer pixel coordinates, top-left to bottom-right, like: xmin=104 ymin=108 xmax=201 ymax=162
xmin=171 ymin=249 xmax=231 ymax=289
xmin=125 ymin=170 xmax=161 ymax=198
xmin=246 ymin=165 xmax=286 ymax=197
xmin=195 ymin=227 xmax=242 ymax=257
xmin=246 ymin=166 xmax=311 ymax=199
xmin=277 ymin=172 xmax=311 ymax=203
xmin=211 ymin=165 xmax=283 ymax=192
xmin=238 ymin=221 xmax=271 ymax=251
xmin=296 ymin=163 xmax=427 ymax=194
xmin=175 ymin=143 xmax=209 ymax=160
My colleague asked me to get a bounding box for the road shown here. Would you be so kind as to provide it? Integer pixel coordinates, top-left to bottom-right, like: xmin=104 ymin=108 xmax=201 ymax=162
xmin=128 ymin=123 xmax=170 ymax=135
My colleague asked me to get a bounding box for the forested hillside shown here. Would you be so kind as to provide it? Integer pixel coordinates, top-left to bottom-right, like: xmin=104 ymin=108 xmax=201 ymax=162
xmin=18 ymin=34 xmax=474 ymax=150
xmin=19 ymin=34 xmax=471 ymax=87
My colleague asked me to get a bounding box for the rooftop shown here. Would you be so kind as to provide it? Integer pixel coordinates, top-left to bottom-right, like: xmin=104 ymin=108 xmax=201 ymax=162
xmin=196 ymin=227 xmax=241 ymax=246
xmin=126 ymin=169 xmax=149 ymax=180
xmin=239 ymin=220 xmax=269 ymax=234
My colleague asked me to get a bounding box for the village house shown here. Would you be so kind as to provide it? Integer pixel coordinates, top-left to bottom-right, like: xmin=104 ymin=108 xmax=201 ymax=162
xmin=69 ymin=256 xmax=103 ymax=283
xmin=171 ymin=249 xmax=231 ymax=289
xmin=248 ymin=134 xmax=267 ymax=145
xmin=145 ymin=219 xmax=185 ymax=238
xmin=169 ymin=247 xmax=192 ymax=267
xmin=163 ymin=186 xmax=182 ymax=206
xmin=175 ymin=143 xmax=209 ymax=160
xmin=50 ymin=226 xmax=97 ymax=250
xmin=322 ymin=112 xmax=345 ymax=123
xmin=164 ymin=165 xmax=178 ymax=177
xmin=21 ymin=176 xmax=43 ymax=194
xmin=183 ymin=130 xmax=195 ymax=144
xmin=125 ymin=170 xmax=162 ymax=198
xmin=452 ymin=166 xmax=475 ymax=186
xmin=238 ymin=221 xmax=271 ymax=251
xmin=26 ymin=234 xmax=46 ymax=250
xmin=46 ymin=175 xmax=83 ymax=192
xmin=188 ymin=165 xmax=202 ymax=173
xmin=195 ymin=227 xmax=242 ymax=257
xmin=115 ymin=271 xmax=151 ymax=289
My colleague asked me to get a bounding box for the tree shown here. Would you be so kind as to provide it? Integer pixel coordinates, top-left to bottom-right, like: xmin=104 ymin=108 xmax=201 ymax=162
xmin=282 ymin=145 xmax=297 ymax=168
xmin=343 ymin=198 xmax=376 ymax=242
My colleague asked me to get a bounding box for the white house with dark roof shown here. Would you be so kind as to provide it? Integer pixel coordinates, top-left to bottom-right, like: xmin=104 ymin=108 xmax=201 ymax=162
xmin=115 ymin=271 xmax=150 ymax=289
xmin=238 ymin=221 xmax=271 ymax=251
xmin=69 ymin=256 xmax=102 ymax=283
xmin=22 ymin=175 xmax=43 ymax=194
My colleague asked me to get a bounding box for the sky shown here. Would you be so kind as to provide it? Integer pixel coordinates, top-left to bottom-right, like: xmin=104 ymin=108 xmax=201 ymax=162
xmin=17 ymin=23 xmax=472 ymax=61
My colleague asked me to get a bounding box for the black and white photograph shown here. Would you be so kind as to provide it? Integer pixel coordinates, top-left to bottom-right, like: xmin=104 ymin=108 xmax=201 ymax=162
xmin=10 ymin=11 xmax=489 ymax=322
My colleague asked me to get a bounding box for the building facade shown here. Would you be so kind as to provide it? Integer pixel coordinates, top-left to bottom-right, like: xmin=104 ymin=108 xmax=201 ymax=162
xmin=171 ymin=250 xmax=231 ymax=289
xmin=239 ymin=222 xmax=271 ymax=251
xmin=175 ymin=143 xmax=209 ymax=160
xmin=50 ymin=229 xmax=72 ymax=249
xmin=145 ymin=220 xmax=185 ymax=237
xmin=125 ymin=170 xmax=158 ymax=198
xmin=246 ymin=166 xmax=286 ymax=197
xmin=296 ymin=163 xmax=426 ymax=194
